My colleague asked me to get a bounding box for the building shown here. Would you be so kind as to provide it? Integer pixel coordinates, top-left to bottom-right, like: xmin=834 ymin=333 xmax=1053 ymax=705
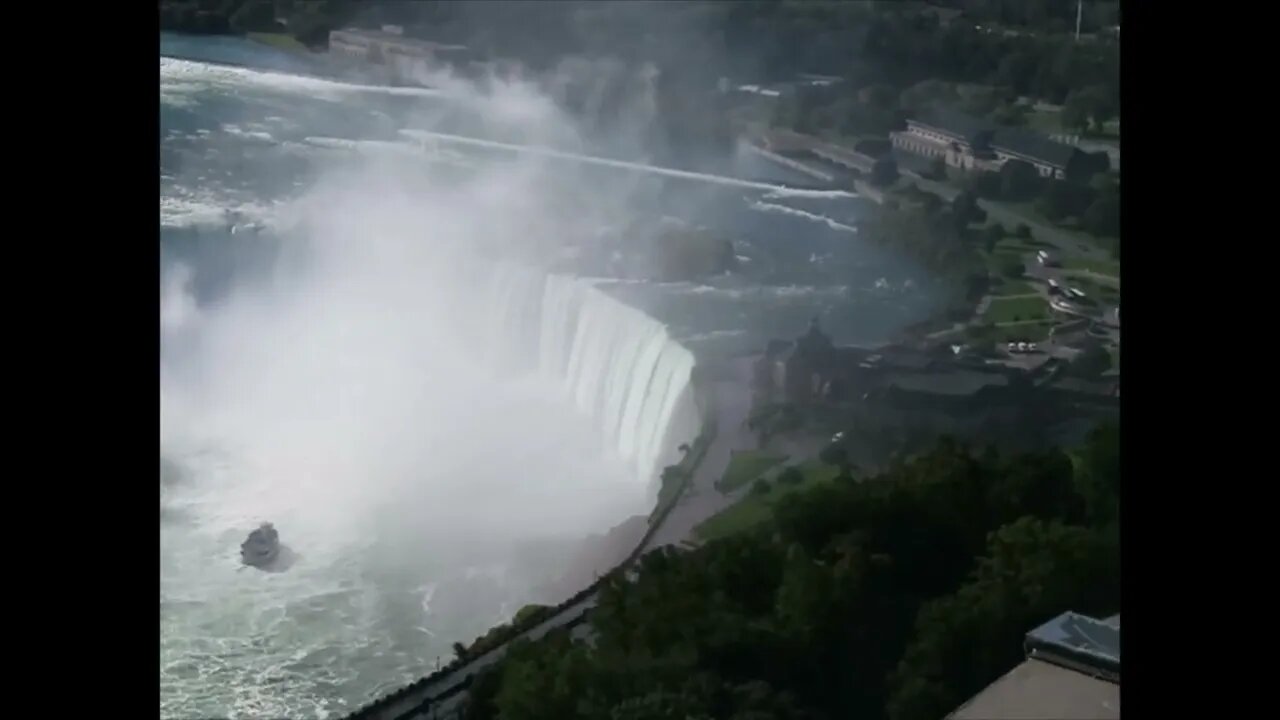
xmin=772 ymin=317 xmax=838 ymax=404
xmin=949 ymin=611 xmax=1120 ymax=720
xmin=891 ymin=110 xmax=1087 ymax=180
xmin=328 ymin=27 xmax=472 ymax=81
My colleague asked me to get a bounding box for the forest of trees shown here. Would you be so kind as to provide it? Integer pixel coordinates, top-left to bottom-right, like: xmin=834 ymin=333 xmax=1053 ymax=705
xmin=853 ymin=194 xmax=992 ymax=319
xmin=459 ymin=424 xmax=1119 ymax=720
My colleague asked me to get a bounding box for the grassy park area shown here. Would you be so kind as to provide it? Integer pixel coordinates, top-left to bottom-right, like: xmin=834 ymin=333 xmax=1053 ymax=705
xmin=1064 ymin=255 xmax=1121 ymax=279
xmin=697 ymin=460 xmax=842 ymax=542
xmin=714 ymin=451 xmax=788 ymax=493
xmin=985 ymin=295 xmax=1050 ymax=324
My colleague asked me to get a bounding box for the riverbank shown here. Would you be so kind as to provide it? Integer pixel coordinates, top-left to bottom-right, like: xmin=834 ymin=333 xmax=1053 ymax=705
xmin=245 ymin=31 xmax=313 ymax=55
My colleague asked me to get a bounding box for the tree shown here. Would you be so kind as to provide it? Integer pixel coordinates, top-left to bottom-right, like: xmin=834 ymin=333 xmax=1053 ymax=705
xmin=951 ymin=191 xmax=986 ymax=227
xmin=995 ymin=52 xmax=1037 ymax=95
xmin=1069 ymin=344 xmax=1110 ymax=378
xmin=778 ymin=466 xmax=805 ymax=486
xmin=982 ymin=224 xmax=1004 ymax=254
xmin=970 ymin=172 xmax=1001 ymax=199
xmin=1014 ymin=223 xmax=1033 ymax=240
xmin=871 ymin=157 xmax=899 ymax=188
xmin=229 ymin=0 xmax=279 ymax=32
xmin=1081 ymin=85 xmax=1118 ymax=133
xmin=1036 ymin=180 xmax=1094 ymax=222
xmin=888 ymin=517 xmax=1119 ymax=720
xmin=1082 ymin=194 xmax=1120 ymax=237
xmin=919 ymin=190 xmax=943 ymax=215
xmin=989 ymin=102 xmax=1028 ymax=127
xmin=926 ymin=157 xmax=947 ymax=181
xmin=999 ymin=160 xmax=1041 ymax=201
xmin=752 ymin=478 xmax=772 ymax=496
xmin=1073 ymin=423 xmax=1120 ymax=527
xmin=1060 ymin=91 xmax=1091 ymax=134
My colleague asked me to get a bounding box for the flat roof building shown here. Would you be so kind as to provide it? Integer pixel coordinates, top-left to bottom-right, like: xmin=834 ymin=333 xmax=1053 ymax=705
xmin=949 ymin=612 xmax=1120 ymax=720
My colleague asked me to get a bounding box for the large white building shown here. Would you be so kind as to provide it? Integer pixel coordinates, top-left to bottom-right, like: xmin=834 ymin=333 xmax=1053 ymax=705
xmin=891 ymin=110 xmax=1087 ymax=180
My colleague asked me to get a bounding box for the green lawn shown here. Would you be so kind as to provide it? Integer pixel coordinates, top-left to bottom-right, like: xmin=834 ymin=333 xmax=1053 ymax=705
xmin=994 ymin=236 xmax=1054 ymax=253
xmin=1063 ymin=256 xmax=1121 ymax=279
xmin=992 ymin=279 xmax=1034 ymax=296
xmin=1066 ymin=276 xmax=1120 ymax=304
xmin=715 ymin=451 xmax=788 ymax=493
xmin=696 ymin=461 xmax=842 ymax=541
xmin=247 ymin=32 xmax=312 ymax=54
xmin=985 ymin=296 xmax=1050 ymax=324
xmin=992 ymin=321 xmax=1053 ymax=343
xmin=1023 ymin=108 xmax=1120 ymax=140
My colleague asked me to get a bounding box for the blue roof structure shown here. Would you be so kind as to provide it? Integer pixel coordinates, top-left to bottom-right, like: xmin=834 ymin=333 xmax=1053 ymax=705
xmin=1024 ymin=611 xmax=1120 ymax=681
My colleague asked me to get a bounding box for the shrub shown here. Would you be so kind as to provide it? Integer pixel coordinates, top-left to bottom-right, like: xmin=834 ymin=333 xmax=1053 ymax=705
xmin=752 ymin=478 xmax=772 ymax=496
xmin=778 ymin=466 xmax=806 ymax=486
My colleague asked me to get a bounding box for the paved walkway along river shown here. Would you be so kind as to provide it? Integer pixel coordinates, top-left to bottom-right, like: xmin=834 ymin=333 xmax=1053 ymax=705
xmin=347 ymin=357 xmax=762 ymax=720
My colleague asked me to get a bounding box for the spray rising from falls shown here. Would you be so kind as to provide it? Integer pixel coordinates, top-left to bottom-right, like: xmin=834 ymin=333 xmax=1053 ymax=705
xmin=478 ymin=263 xmax=702 ymax=484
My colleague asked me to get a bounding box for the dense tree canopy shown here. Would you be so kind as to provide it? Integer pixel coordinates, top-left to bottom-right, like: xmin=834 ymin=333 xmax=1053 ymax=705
xmin=462 ymin=429 xmax=1120 ymax=720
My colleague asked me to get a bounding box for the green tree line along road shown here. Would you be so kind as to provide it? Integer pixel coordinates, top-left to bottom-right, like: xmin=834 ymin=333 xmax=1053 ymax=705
xmin=457 ymin=425 xmax=1119 ymax=720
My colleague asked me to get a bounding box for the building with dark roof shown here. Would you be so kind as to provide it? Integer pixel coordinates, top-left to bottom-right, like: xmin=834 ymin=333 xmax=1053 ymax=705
xmin=328 ymin=27 xmax=473 ymax=83
xmin=891 ymin=109 xmax=1087 ymax=180
xmin=949 ymin=611 xmax=1120 ymax=719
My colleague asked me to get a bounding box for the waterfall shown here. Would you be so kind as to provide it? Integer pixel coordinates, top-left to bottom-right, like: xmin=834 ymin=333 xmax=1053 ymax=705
xmin=478 ymin=262 xmax=701 ymax=484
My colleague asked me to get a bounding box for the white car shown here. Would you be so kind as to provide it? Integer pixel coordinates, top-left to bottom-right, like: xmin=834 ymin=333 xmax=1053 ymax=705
xmin=1007 ymin=342 xmax=1018 ymax=353
xmin=1028 ymin=343 xmax=1038 ymax=352
xmin=1017 ymin=342 xmax=1029 ymax=353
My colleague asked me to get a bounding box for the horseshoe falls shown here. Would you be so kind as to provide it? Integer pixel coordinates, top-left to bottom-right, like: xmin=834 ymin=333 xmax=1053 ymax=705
xmin=481 ymin=264 xmax=701 ymax=483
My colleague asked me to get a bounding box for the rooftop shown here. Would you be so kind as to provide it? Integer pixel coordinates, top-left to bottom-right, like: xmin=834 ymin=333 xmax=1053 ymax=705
xmin=886 ymin=369 xmax=1009 ymax=396
xmin=992 ymin=126 xmax=1079 ymax=169
xmin=948 ymin=658 xmax=1119 ymax=720
xmin=909 ymin=109 xmax=1080 ymax=167
xmin=1025 ymin=611 xmax=1121 ymax=679
xmin=949 ymin=611 xmax=1120 ymax=720
xmin=911 ymin=109 xmax=994 ymax=147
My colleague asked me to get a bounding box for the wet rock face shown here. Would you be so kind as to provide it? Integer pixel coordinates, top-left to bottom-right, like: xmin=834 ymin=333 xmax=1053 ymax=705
xmin=241 ymin=524 xmax=288 ymax=570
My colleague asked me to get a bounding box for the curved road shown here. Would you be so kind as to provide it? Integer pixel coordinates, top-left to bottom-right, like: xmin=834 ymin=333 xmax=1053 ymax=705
xmin=346 ymin=358 xmax=759 ymax=720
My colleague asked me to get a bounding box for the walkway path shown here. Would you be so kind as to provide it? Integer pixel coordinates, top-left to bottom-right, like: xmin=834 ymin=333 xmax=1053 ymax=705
xmin=642 ymin=356 xmax=759 ymax=551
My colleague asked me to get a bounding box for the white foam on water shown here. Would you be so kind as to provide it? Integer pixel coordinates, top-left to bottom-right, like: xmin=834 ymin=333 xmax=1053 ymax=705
xmin=748 ymin=199 xmax=858 ymax=233
xmin=761 ymin=187 xmax=859 ymax=200
xmin=161 ymin=56 xmax=444 ymax=101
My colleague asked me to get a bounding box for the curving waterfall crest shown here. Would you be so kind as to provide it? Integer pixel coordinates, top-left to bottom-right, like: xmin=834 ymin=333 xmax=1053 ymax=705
xmin=480 ymin=263 xmax=702 ymax=484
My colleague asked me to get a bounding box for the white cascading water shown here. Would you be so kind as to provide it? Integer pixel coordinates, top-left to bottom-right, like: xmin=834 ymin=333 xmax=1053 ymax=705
xmin=479 ymin=262 xmax=702 ymax=484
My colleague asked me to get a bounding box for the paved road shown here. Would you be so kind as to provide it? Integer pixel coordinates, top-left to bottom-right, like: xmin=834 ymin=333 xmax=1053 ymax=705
xmin=903 ymin=172 xmax=1112 ymax=263
xmin=347 ymin=359 xmax=760 ymax=720
xmin=642 ymin=357 xmax=759 ymax=551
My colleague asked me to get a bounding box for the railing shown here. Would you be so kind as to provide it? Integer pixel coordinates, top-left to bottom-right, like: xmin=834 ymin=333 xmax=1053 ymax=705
xmin=342 ymin=402 xmax=720 ymax=720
